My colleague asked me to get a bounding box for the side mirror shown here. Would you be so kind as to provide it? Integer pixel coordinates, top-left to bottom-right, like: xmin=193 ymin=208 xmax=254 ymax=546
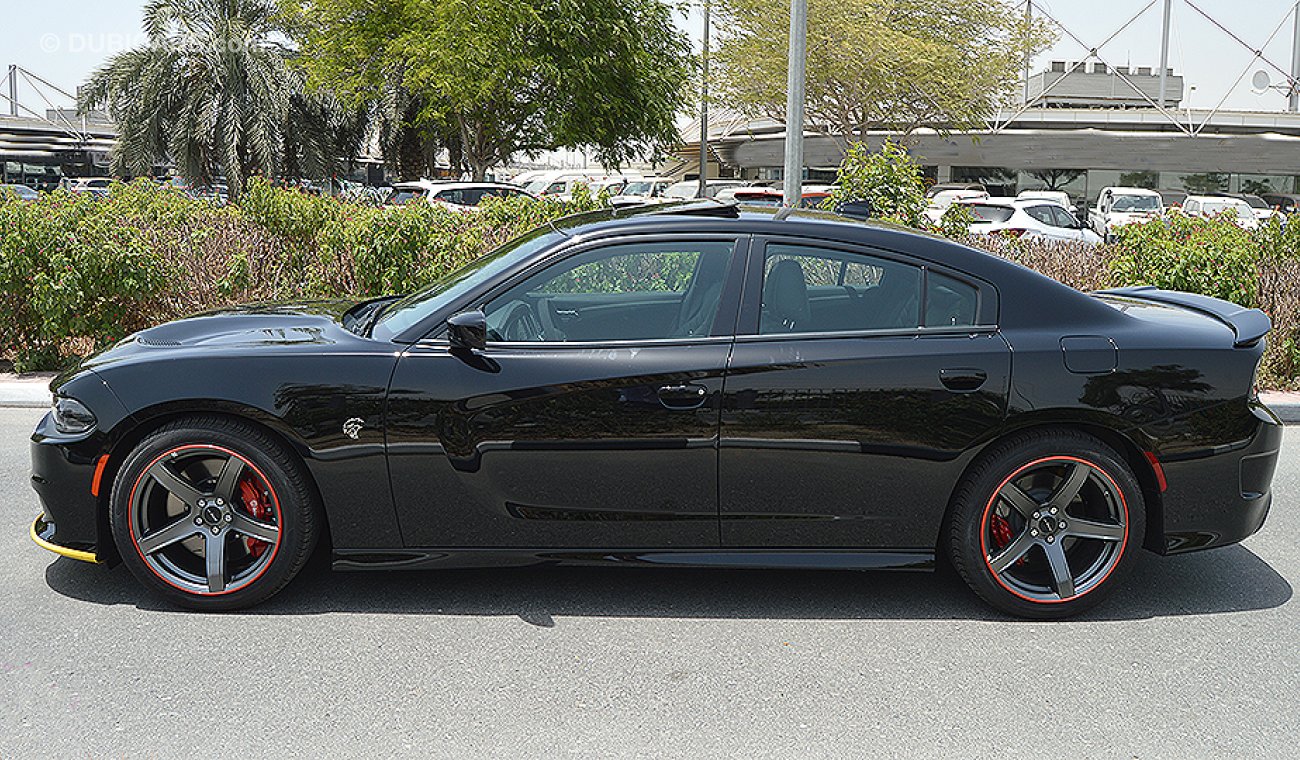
xmin=447 ymin=309 xmax=487 ymax=351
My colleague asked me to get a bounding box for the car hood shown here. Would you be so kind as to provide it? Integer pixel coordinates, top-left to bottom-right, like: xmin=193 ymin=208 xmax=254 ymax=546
xmin=75 ymin=299 xmax=365 ymax=373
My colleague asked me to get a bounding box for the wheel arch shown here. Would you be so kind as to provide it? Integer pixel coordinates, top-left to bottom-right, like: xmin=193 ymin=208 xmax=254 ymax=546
xmin=94 ymin=402 xmax=330 ymax=564
xmin=939 ymin=415 xmax=1165 ymax=556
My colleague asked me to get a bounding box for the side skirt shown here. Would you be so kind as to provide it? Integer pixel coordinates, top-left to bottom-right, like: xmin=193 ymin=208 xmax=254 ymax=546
xmin=331 ymin=548 xmax=936 ymax=572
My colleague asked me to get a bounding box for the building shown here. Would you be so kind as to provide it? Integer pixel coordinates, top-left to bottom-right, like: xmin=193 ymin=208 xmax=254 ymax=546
xmin=679 ymin=64 xmax=1300 ymax=206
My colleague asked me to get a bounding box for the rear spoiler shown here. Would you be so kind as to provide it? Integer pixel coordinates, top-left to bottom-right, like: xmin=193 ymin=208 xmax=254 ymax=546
xmin=1097 ymin=286 xmax=1271 ymax=348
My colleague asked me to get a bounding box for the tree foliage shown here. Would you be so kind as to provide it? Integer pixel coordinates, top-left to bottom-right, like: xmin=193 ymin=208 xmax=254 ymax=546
xmin=78 ymin=0 xmax=363 ymax=198
xmin=830 ymin=140 xmax=926 ymax=227
xmin=283 ymin=0 xmax=693 ymax=180
xmin=714 ymin=0 xmax=1053 ymax=143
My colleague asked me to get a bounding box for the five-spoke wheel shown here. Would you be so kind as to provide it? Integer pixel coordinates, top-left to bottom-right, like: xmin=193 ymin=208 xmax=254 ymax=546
xmin=949 ymin=431 xmax=1144 ymax=618
xmin=128 ymin=445 xmax=282 ymax=595
xmin=110 ymin=417 xmax=319 ymax=610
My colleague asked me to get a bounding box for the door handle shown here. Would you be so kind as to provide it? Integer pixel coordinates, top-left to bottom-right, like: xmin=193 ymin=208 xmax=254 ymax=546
xmin=658 ymin=383 xmax=709 ymax=410
xmin=939 ymin=368 xmax=987 ymax=392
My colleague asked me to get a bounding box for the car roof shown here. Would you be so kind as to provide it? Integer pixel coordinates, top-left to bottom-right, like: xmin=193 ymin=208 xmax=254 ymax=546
xmin=1185 ymin=195 xmax=1249 ymax=203
xmin=1103 ymin=187 xmax=1162 ymax=196
xmin=956 ymin=196 xmax=1063 ymax=208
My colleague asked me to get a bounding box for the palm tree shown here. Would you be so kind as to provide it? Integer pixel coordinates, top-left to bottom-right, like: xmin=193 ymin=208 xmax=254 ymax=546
xmin=79 ymin=0 xmax=356 ymax=199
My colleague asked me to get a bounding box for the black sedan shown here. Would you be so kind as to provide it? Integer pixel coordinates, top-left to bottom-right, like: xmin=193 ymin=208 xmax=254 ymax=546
xmin=30 ymin=202 xmax=1283 ymax=617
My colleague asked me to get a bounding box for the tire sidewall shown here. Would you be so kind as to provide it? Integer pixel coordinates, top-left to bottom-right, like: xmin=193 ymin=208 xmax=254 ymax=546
xmin=110 ymin=422 xmax=314 ymax=610
xmin=950 ymin=433 xmax=1146 ymax=619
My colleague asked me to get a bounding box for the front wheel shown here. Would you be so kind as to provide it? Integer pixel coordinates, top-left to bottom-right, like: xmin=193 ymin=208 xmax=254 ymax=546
xmin=109 ymin=416 xmax=321 ymax=610
xmin=947 ymin=430 xmax=1145 ymax=619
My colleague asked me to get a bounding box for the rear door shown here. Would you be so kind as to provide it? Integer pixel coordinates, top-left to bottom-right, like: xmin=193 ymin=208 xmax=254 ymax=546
xmin=719 ymin=237 xmax=1011 ymax=549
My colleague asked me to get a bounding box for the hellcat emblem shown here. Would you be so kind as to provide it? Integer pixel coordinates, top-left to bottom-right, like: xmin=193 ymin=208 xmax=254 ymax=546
xmin=343 ymin=418 xmax=364 ymax=439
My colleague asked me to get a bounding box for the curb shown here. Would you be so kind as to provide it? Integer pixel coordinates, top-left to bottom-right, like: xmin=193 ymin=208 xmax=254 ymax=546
xmin=1 ymin=375 xmax=1297 ymax=423
xmin=0 ymin=374 xmax=55 ymax=409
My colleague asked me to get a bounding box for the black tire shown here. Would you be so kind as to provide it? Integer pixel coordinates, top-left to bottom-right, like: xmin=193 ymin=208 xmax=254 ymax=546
xmin=947 ymin=430 xmax=1145 ymax=619
xmin=109 ymin=416 xmax=321 ymax=611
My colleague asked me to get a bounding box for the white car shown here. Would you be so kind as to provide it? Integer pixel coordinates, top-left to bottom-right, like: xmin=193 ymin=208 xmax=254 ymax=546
xmin=1017 ymin=189 xmax=1080 ymax=216
xmin=955 ymin=197 xmax=1102 ymax=243
xmin=1089 ymin=187 xmax=1163 ymax=241
xmin=923 ymin=189 xmax=989 ymax=225
xmin=388 ymin=180 xmax=535 ymax=209
xmin=1181 ymin=195 xmax=1259 ymax=230
xmin=664 ymin=179 xmax=748 ymax=200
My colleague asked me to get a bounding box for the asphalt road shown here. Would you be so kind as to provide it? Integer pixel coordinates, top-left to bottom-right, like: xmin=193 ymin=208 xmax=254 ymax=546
xmin=2 ymin=406 xmax=1297 ymax=758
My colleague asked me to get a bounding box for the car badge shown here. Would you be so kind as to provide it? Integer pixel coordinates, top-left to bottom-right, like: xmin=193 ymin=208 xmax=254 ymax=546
xmin=343 ymin=418 xmax=364 ymax=440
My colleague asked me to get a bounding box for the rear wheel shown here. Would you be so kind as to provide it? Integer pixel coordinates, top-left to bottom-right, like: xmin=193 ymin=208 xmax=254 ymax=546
xmin=109 ymin=416 xmax=320 ymax=610
xmin=947 ymin=430 xmax=1144 ymax=619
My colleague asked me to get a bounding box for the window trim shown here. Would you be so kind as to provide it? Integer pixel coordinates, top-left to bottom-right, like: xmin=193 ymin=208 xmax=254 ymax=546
xmin=736 ymin=235 xmax=998 ymax=338
xmin=419 ymin=232 xmax=749 ymax=348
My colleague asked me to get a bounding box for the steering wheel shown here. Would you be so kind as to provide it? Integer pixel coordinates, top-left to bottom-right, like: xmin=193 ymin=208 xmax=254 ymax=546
xmin=495 ymin=300 xmax=544 ymax=342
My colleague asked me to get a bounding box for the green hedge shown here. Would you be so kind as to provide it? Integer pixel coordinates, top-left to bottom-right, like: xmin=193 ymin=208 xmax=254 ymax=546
xmin=0 ymin=179 xmax=598 ymax=371
xmin=1 ymin=180 xmax=1298 ymax=388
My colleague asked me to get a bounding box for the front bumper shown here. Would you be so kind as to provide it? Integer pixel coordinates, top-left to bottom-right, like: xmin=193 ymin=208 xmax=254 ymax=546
xmin=30 ymin=515 xmax=100 ymax=563
xmin=30 ymin=410 xmax=112 ymax=563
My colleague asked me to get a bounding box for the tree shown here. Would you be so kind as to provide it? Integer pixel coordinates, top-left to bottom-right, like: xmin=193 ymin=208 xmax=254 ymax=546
xmin=285 ymin=0 xmax=692 ymax=181
xmin=1119 ymin=171 xmax=1159 ymax=189
xmin=714 ymin=0 xmax=1053 ymax=144
xmin=79 ymin=0 xmax=360 ymax=199
xmin=1180 ymin=173 xmax=1229 ymax=194
xmin=1028 ymin=168 xmax=1086 ymax=190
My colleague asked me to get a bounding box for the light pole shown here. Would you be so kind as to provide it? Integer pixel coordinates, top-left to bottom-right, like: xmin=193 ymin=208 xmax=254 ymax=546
xmin=783 ymin=0 xmax=808 ymax=206
xmin=698 ymin=0 xmax=711 ymax=197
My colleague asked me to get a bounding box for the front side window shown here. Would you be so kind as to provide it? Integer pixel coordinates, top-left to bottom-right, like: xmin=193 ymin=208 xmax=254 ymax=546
xmin=483 ymin=241 xmax=735 ymax=343
xmin=759 ymin=244 xmax=921 ymax=334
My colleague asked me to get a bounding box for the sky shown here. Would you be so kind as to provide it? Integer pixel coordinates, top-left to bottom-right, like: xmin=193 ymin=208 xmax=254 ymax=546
xmin=4 ymin=0 xmax=1300 ymax=114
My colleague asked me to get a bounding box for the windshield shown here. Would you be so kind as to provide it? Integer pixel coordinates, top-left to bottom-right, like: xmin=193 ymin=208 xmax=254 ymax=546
xmin=1203 ymin=201 xmax=1253 ymax=220
xmin=370 ymin=227 xmax=566 ymax=341
xmin=1111 ymin=195 xmax=1160 ymax=212
xmin=963 ymin=204 xmax=1015 ymax=223
xmin=622 ymin=181 xmax=654 ymax=197
xmin=1242 ymin=196 xmax=1268 ymax=209
xmin=664 ymin=181 xmax=699 ymax=199
xmin=389 ymin=189 xmax=424 ymax=205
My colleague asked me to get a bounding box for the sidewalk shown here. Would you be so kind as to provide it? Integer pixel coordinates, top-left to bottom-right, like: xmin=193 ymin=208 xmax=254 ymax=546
xmin=2 ymin=371 xmax=1298 ymax=422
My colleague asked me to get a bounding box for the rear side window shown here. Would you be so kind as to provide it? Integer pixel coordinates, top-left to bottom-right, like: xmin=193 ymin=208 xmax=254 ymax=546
xmin=759 ymin=244 xmax=921 ymax=334
xmin=1024 ymin=205 xmax=1056 ymax=225
xmin=925 ymin=272 xmax=979 ymax=328
xmin=965 ymin=204 xmax=1015 ymax=223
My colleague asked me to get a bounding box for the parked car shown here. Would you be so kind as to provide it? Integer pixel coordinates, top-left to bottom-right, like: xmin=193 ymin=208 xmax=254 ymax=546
xmin=730 ymin=187 xmax=831 ymax=208
xmin=1158 ymin=189 xmax=1188 ymax=210
xmin=0 ymin=183 xmax=38 ymax=202
xmin=1258 ymin=192 xmax=1300 ymax=214
xmin=1211 ymin=193 xmax=1281 ymax=224
xmin=61 ymin=177 xmax=113 ymax=198
xmin=615 ymin=177 xmax=676 ymax=200
xmin=1089 ymin=187 xmax=1164 ymax=241
xmin=1016 ymin=189 xmax=1081 ymax=218
xmin=389 ymin=180 xmax=535 ymax=209
xmin=923 ymin=189 xmax=989 ymax=225
xmin=664 ymin=179 xmax=748 ymax=200
xmin=956 ymin=197 xmax=1101 ymax=243
xmin=30 ymin=202 xmax=1281 ymax=619
xmin=926 ymin=182 xmax=987 ymax=198
xmin=522 ymin=172 xmax=598 ymax=196
xmin=1181 ymin=195 xmax=1259 ymax=230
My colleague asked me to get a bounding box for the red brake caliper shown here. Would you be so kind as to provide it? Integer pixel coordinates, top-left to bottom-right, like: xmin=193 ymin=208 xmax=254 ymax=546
xmin=990 ymin=513 xmax=1014 ymax=551
xmin=238 ymin=477 xmax=271 ymax=558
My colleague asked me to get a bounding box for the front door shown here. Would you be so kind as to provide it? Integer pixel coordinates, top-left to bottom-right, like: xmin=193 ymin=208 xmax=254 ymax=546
xmin=387 ymin=236 xmax=744 ymax=549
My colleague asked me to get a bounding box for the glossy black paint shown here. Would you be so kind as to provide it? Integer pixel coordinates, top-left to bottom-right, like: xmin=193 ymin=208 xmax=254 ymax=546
xmin=29 ymin=205 xmax=1283 ymax=574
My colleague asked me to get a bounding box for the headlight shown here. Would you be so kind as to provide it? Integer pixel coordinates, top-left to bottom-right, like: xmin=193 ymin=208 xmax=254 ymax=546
xmin=52 ymin=396 xmax=97 ymax=434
